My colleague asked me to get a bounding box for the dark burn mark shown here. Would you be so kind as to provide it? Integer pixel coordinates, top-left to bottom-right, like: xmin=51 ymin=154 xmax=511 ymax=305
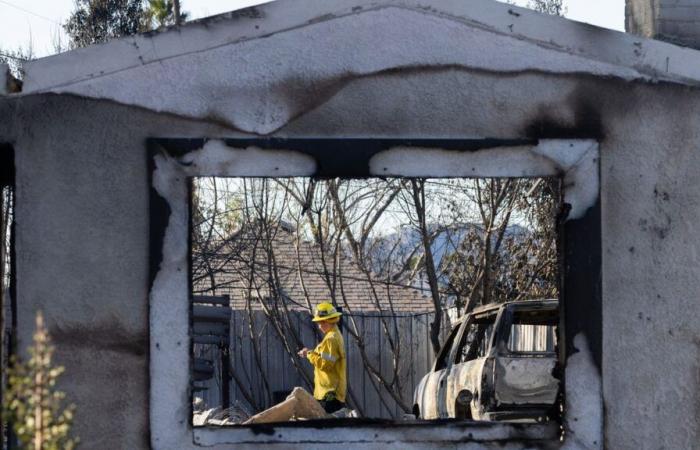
xmin=148 ymin=140 xmax=174 ymax=292
xmin=308 ymin=13 xmax=337 ymax=25
xmin=0 ymin=143 xmax=14 ymax=187
xmin=5 ymin=71 xmax=22 ymax=94
xmin=216 ymin=419 xmax=557 ymax=447
xmin=51 ymin=321 xmax=148 ymax=356
xmin=561 ymin=198 xmax=602 ymax=373
xmin=150 ymin=138 xmax=536 ymax=178
xmin=248 ymin=424 xmax=276 ymax=435
xmin=224 ymin=416 xmax=547 ymax=430
xmin=523 ymin=91 xmax=604 ymax=140
xmin=280 ymin=64 xmax=620 ymax=138
xmin=229 ymin=6 xmax=264 ymax=19
xmin=654 ymin=186 xmax=670 ymax=202
xmin=30 ymin=63 xmax=689 ymax=140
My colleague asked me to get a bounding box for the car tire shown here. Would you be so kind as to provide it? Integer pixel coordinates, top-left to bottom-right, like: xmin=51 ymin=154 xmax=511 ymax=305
xmin=455 ymin=390 xmax=473 ymax=420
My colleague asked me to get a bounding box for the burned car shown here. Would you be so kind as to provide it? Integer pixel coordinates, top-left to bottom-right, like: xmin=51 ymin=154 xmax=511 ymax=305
xmin=413 ymin=299 xmax=560 ymax=422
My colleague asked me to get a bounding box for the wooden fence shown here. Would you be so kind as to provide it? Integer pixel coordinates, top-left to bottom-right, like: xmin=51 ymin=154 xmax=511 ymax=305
xmin=195 ymin=310 xmax=450 ymax=419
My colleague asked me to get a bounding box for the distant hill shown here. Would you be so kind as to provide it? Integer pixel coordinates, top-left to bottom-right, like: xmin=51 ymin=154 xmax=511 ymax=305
xmin=365 ymin=222 xmax=531 ymax=290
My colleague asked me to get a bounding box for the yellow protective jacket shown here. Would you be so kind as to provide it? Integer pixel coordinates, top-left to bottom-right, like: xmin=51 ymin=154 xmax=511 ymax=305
xmin=307 ymin=326 xmax=347 ymax=402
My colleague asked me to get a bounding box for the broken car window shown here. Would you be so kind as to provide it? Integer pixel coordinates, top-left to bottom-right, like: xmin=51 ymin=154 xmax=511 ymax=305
xmin=454 ymin=314 xmax=496 ymax=363
xmin=507 ymin=310 xmax=557 ymax=354
xmin=434 ymin=323 xmax=462 ymax=371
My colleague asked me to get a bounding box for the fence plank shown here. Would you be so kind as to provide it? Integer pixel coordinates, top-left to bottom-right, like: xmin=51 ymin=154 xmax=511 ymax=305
xmin=378 ymin=316 xmax=399 ymax=418
xmin=344 ymin=318 xmax=366 ymax=415
xmin=221 ymin=310 xmax=447 ymax=418
xmin=362 ymin=315 xmax=383 ymax=418
xmin=396 ymin=315 xmax=414 ymax=417
xmin=411 ymin=314 xmax=429 ymax=413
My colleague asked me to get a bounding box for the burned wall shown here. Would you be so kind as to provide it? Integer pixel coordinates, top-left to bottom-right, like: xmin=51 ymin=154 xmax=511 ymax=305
xmin=626 ymin=0 xmax=700 ymax=49
xmin=1 ymin=1 xmax=699 ymax=448
xmin=280 ymin=69 xmax=700 ymax=450
xmin=5 ymin=68 xmax=698 ymax=450
xmin=3 ymin=95 xmax=233 ymax=449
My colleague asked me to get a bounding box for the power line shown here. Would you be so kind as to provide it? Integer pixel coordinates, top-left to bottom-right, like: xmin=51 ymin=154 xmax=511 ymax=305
xmin=0 ymin=0 xmax=62 ymax=25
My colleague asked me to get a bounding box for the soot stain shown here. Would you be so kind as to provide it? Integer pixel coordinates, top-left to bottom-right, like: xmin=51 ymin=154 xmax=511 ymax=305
xmin=51 ymin=320 xmax=148 ymax=357
xmin=523 ymin=92 xmax=604 ymax=140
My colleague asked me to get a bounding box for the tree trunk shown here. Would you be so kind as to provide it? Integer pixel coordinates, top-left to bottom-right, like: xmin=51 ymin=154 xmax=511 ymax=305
xmin=410 ymin=180 xmax=443 ymax=355
xmin=173 ymin=0 xmax=182 ymax=24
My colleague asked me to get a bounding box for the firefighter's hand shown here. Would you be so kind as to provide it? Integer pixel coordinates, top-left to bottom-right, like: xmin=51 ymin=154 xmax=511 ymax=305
xmin=298 ymin=348 xmax=309 ymax=358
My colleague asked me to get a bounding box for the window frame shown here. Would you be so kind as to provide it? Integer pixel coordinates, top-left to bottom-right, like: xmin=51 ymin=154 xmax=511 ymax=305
xmin=502 ymin=306 xmax=559 ymax=357
xmin=147 ymin=138 xmax=601 ymax=449
xmin=433 ymin=320 xmax=463 ymax=372
xmin=453 ymin=310 xmax=499 ymax=365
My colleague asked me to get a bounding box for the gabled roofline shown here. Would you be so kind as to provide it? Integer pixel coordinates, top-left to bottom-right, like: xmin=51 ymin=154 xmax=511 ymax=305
xmin=22 ymin=0 xmax=700 ymax=93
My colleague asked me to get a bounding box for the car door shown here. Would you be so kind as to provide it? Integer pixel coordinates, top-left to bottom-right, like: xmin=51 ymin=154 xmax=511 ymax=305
xmin=492 ymin=305 xmax=560 ymax=409
xmin=446 ymin=311 xmax=498 ymax=419
xmin=420 ymin=321 xmax=464 ymax=419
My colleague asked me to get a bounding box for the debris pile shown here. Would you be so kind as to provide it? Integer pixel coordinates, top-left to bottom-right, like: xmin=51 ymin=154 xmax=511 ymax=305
xmin=193 ymin=400 xmax=252 ymax=426
xmin=193 ymin=387 xmax=360 ymax=425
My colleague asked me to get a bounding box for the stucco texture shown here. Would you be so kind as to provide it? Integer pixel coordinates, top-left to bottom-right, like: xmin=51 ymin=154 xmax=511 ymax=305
xmin=1 ymin=0 xmax=699 ymax=448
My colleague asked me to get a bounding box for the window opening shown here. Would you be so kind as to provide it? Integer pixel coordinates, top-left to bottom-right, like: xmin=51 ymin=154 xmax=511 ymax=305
xmin=455 ymin=313 xmax=496 ymax=363
xmin=147 ymin=138 xmax=601 ymax=447
xmin=189 ymin=175 xmax=561 ymax=426
xmin=507 ymin=309 xmax=558 ymax=354
xmin=434 ymin=324 xmax=461 ymax=371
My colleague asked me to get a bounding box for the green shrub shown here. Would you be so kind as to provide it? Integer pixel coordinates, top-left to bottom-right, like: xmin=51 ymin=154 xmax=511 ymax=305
xmin=3 ymin=312 xmax=78 ymax=449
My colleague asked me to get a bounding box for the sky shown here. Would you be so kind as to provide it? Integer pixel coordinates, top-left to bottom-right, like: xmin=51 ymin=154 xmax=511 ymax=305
xmin=0 ymin=0 xmax=624 ymax=59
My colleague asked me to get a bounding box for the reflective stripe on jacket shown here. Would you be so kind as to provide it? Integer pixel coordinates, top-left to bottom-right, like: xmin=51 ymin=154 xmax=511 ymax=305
xmin=307 ymin=326 xmax=347 ymax=402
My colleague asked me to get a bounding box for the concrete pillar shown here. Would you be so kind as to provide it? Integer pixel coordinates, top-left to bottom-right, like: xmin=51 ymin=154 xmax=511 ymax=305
xmin=626 ymin=0 xmax=700 ymax=49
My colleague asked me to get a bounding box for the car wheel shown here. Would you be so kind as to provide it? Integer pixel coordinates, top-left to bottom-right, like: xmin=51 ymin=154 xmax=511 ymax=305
xmin=455 ymin=390 xmax=473 ymax=420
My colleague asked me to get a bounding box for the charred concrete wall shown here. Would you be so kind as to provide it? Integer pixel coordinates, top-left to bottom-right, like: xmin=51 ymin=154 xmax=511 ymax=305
xmin=1 ymin=1 xmax=699 ymax=448
xmin=626 ymin=0 xmax=700 ymax=49
xmin=3 ymin=96 xmax=232 ymax=449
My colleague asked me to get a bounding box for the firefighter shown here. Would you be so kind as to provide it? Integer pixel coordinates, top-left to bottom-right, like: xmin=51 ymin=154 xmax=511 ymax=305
xmin=297 ymin=302 xmax=347 ymax=413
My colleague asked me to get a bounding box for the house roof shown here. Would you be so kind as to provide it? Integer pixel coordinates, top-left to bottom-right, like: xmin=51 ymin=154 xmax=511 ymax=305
xmin=12 ymin=0 xmax=700 ymax=134
xmin=194 ymin=223 xmax=434 ymax=314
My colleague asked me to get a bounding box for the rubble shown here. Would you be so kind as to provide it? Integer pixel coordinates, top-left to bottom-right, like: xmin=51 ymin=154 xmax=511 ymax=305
xmin=192 ymin=388 xmax=361 ymax=426
xmin=193 ymin=401 xmax=252 ymax=426
xmin=331 ymin=408 xmax=360 ymax=419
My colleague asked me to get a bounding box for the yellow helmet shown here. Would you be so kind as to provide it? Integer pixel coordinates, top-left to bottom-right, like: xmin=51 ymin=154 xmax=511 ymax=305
xmin=312 ymin=302 xmax=342 ymax=322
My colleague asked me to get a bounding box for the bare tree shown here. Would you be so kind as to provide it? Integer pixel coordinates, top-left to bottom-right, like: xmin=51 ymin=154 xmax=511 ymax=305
xmin=0 ymin=42 xmax=34 ymax=82
xmin=173 ymin=0 xmax=182 ymax=25
xmin=191 ymin=175 xmax=559 ymax=416
xmin=528 ymin=0 xmax=566 ymax=16
xmin=408 ymin=179 xmax=443 ymax=355
xmin=506 ymin=0 xmax=566 ymax=16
